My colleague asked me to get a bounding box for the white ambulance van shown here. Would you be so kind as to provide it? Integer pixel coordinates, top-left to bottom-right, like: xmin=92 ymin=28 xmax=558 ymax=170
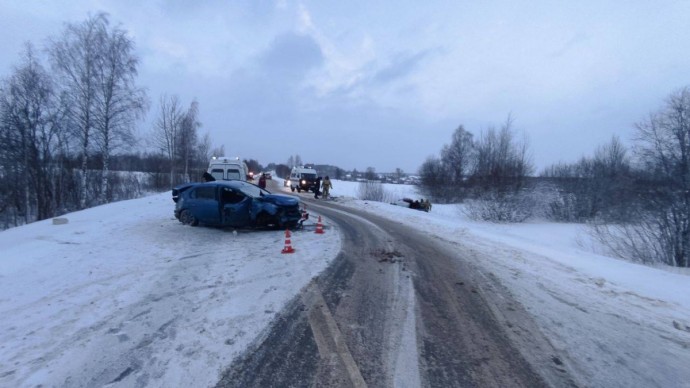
xmin=286 ymin=166 xmax=318 ymax=193
xmin=208 ymin=157 xmax=249 ymax=181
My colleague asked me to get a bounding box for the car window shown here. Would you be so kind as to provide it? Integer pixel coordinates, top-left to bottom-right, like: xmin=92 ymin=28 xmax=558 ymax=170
xmin=193 ymin=186 xmax=216 ymax=200
xmin=236 ymin=182 xmax=270 ymax=198
xmin=302 ymin=173 xmax=316 ymax=180
xmin=226 ymin=169 xmax=241 ymax=180
xmin=210 ymin=169 xmax=224 ymax=180
xmin=221 ymin=187 xmax=245 ymax=204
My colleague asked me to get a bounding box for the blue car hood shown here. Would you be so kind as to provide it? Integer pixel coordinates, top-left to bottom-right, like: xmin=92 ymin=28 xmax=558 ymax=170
xmin=262 ymin=194 xmax=299 ymax=206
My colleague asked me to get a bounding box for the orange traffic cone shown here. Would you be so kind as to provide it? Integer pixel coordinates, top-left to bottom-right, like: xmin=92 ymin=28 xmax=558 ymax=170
xmin=281 ymin=229 xmax=295 ymax=254
xmin=315 ymin=216 xmax=325 ymax=234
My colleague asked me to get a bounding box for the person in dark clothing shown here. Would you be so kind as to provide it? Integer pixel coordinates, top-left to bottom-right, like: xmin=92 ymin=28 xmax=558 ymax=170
xmin=314 ymin=176 xmax=322 ymax=199
xmin=258 ymin=173 xmax=267 ymax=189
xmin=202 ymin=172 xmax=215 ymax=182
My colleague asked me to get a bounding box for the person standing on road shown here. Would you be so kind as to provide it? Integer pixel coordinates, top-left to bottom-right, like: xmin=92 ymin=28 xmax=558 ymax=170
xmin=258 ymin=173 xmax=267 ymax=189
xmin=314 ymin=176 xmax=322 ymax=199
xmin=321 ymin=176 xmax=333 ymax=199
xmin=202 ymin=171 xmax=215 ymax=182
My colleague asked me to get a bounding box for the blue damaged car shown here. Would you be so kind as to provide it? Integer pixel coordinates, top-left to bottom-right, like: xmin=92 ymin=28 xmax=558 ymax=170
xmin=172 ymin=180 xmax=303 ymax=229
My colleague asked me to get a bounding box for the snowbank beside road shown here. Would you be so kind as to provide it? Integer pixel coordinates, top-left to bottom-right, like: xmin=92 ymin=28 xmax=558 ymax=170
xmin=0 ymin=192 xmax=340 ymax=387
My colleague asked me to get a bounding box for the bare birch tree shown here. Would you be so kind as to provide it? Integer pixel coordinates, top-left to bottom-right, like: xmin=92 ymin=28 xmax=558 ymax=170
xmin=152 ymin=94 xmax=183 ymax=188
xmin=49 ymin=13 xmax=107 ymax=208
xmin=210 ymin=144 xmax=225 ymax=158
xmin=633 ymin=86 xmax=690 ymax=267
xmin=177 ymin=100 xmax=200 ymax=182
xmin=196 ymin=132 xmax=212 ymax=171
xmin=472 ymin=115 xmax=533 ymax=192
xmin=441 ymin=125 xmax=475 ymax=187
xmin=0 ymin=44 xmax=62 ymax=223
xmin=93 ymin=18 xmax=147 ymax=203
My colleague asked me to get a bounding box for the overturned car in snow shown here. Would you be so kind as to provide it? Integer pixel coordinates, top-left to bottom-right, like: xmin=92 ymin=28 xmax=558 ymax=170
xmin=391 ymin=198 xmax=431 ymax=212
xmin=172 ymin=180 xmax=304 ymax=229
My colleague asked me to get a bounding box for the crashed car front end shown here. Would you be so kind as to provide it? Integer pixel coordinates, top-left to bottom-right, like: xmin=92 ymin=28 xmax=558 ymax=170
xmin=253 ymin=194 xmax=304 ymax=228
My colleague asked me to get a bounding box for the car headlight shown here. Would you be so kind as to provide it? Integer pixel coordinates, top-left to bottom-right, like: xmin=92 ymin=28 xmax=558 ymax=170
xmin=301 ymin=180 xmax=306 ymax=184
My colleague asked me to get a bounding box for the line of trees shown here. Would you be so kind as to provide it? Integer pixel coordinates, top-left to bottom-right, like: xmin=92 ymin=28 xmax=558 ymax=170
xmin=0 ymin=13 xmax=214 ymax=229
xmin=594 ymin=88 xmax=690 ymax=267
xmin=536 ymin=88 xmax=690 ymax=267
xmin=419 ymin=115 xmax=533 ymax=203
xmin=419 ymin=87 xmax=690 ymax=267
xmin=0 ymin=13 xmax=147 ymax=227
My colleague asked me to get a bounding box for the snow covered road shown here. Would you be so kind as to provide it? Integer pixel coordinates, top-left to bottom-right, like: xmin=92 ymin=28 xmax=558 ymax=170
xmin=337 ymin=196 xmax=690 ymax=388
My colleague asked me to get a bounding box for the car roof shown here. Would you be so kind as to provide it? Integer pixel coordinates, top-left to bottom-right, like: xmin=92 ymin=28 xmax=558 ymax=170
xmin=174 ymin=180 xmax=259 ymax=193
xmin=200 ymin=180 xmax=253 ymax=189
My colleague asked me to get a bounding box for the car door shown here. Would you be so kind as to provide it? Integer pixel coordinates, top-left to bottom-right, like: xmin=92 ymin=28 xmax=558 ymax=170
xmin=190 ymin=186 xmax=221 ymax=224
xmin=220 ymin=187 xmax=251 ymax=226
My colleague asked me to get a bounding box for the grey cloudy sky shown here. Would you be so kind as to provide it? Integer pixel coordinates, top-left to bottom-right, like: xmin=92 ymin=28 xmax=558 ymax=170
xmin=1 ymin=1 xmax=689 ymax=173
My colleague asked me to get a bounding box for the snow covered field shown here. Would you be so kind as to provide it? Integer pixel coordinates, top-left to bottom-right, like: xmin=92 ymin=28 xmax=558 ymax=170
xmin=1 ymin=178 xmax=689 ymax=387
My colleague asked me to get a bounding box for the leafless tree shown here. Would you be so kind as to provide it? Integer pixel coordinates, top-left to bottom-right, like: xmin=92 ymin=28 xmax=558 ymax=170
xmin=197 ymin=132 xmax=212 ymax=169
xmin=152 ymin=94 xmax=183 ymax=188
xmin=441 ymin=125 xmax=475 ymax=187
xmin=633 ymin=86 xmax=690 ymax=267
xmin=418 ymin=156 xmax=448 ymax=200
xmin=177 ymin=100 xmax=200 ymax=182
xmin=0 ymin=44 xmax=63 ymax=224
xmin=365 ymin=166 xmax=376 ymax=180
xmin=472 ymin=115 xmax=533 ymax=193
xmin=394 ymin=167 xmax=404 ymax=181
xmin=540 ymin=136 xmax=634 ymax=222
xmin=49 ymin=13 xmax=108 ymax=208
xmin=594 ymin=136 xmax=629 ymax=176
xmin=92 ymin=18 xmax=147 ymax=202
xmin=591 ymin=136 xmax=635 ymax=219
xmin=210 ymin=144 xmax=225 ymax=158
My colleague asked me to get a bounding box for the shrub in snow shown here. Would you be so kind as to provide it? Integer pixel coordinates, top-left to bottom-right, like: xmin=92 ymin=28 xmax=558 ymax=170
xmin=589 ymin=207 xmax=689 ymax=267
xmin=545 ymin=192 xmax=581 ymax=222
xmin=357 ymin=181 xmax=395 ymax=203
xmin=463 ymin=190 xmax=535 ymax=223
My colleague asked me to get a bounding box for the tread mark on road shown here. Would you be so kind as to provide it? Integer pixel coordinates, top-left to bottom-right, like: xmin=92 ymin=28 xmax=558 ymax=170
xmin=302 ymin=281 xmax=368 ymax=388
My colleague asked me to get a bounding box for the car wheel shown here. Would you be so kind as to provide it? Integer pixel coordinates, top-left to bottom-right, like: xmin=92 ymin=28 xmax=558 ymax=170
xmin=180 ymin=210 xmax=198 ymax=226
xmin=290 ymin=186 xmax=295 ymax=192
